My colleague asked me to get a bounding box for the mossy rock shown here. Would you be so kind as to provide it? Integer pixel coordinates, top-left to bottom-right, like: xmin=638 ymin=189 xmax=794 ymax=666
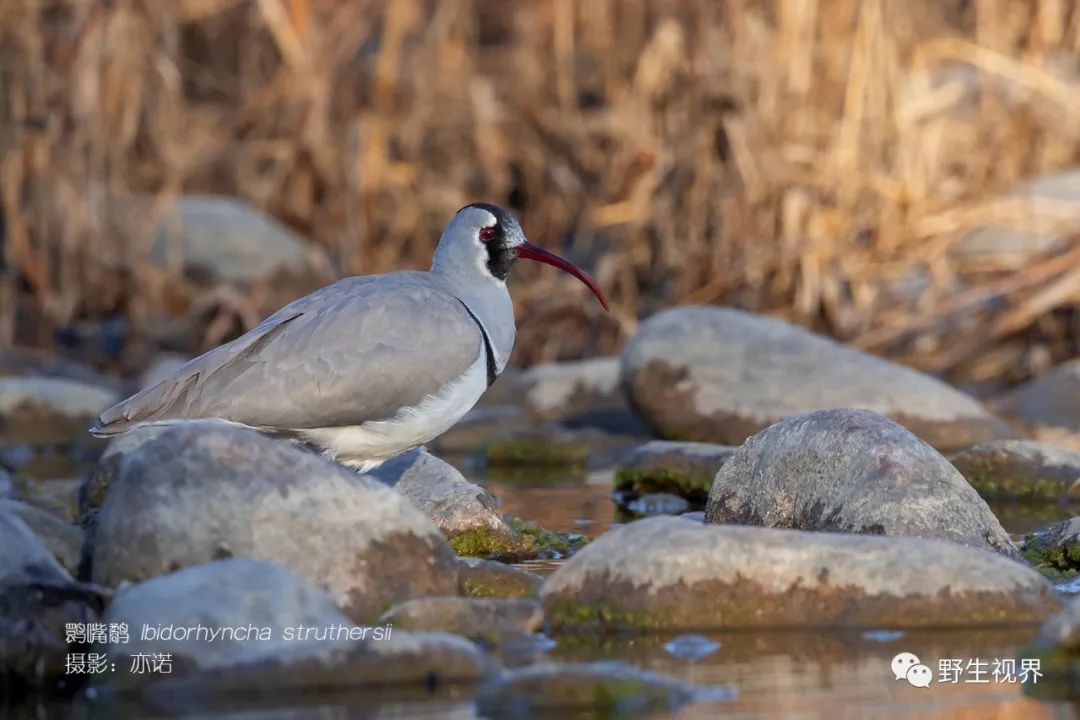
xmin=613 ymin=441 xmax=736 ymax=503
xmin=950 ymin=440 xmax=1080 ymax=502
xmin=456 ymin=557 xmax=542 ymax=599
xmin=485 ymin=434 xmax=590 ymax=468
xmin=448 ymin=516 xmax=587 ymax=562
xmin=1022 ymin=518 xmax=1080 ymax=580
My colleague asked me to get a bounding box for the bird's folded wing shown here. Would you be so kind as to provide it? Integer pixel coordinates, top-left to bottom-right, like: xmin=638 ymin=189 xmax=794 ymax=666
xmin=92 ymin=275 xmax=485 ymax=435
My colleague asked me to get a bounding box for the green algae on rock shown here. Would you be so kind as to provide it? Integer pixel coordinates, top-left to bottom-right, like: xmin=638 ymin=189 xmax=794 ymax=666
xmin=455 ymin=556 xmax=543 ymax=599
xmin=950 ymin=440 xmax=1080 ymax=502
xmin=484 ymin=430 xmax=591 ymax=468
xmin=1022 ymin=518 xmax=1080 ymax=580
xmin=541 ymin=517 xmax=1061 ymax=632
xmin=448 ymin=516 xmax=587 ymax=562
xmin=614 ymin=440 xmax=736 ymax=502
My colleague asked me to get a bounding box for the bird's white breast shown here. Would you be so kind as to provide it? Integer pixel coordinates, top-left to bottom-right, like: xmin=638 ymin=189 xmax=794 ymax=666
xmin=296 ymin=350 xmax=489 ymax=471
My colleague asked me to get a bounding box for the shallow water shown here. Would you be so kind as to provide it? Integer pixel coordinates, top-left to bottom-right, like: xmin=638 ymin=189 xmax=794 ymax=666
xmin=6 ymin=442 xmax=1080 ymax=718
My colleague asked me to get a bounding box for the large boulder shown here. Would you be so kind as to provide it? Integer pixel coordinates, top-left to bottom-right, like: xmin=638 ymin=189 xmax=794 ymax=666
xmin=518 ymin=357 xmax=647 ymax=434
xmin=379 ymin=597 xmax=543 ymax=643
xmin=704 ymin=409 xmax=1019 ymax=559
xmin=0 ymin=499 xmax=83 ymax=575
xmin=620 ymin=307 xmax=1013 ymax=451
xmin=0 ymin=509 xmax=100 ymax=692
xmin=102 ymin=558 xmax=488 ymax=692
xmin=950 ymin=440 xmax=1080 ymax=502
xmin=542 ymin=517 xmax=1060 ymax=631
xmin=90 ymin=424 xmax=458 ymax=621
xmin=995 ymin=360 xmax=1080 ymax=433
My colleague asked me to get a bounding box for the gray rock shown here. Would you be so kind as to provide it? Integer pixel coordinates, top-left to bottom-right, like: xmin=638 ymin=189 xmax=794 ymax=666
xmin=90 ymin=423 xmax=458 ymax=621
xmin=626 ymin=493 xmax=691 ymax=517
xmin=0 ymin=377 xmax=117 ymax=443
xmin=950 ymin=439 xmax=1080 ymax=501
xmin=0 ymin=509 xmax=99 ymax=690
xmin=621 ymin=307 xmax=1014 ymax=451
xmin=475 ymin=661 xmax=734 ymax=717
xmin=0 ymin=346 xmax=119 ymax=391
xmin=151 ymin=195 xmax=322 ymax=285
xmin=542 ymin=517 xmax=1059 ymax=631
xmin=995 ymin=360 xmax=1080 ymax=432
xmin=520 ymin=357 xmax=647 ymax=434
xmin=379 ymin=597 xmax=543 ymax=642
xmin=370 ymin=449 xmax=515 ymax=551
xmin=455 ymin=557 xmax=542 ymax=599
xmin=705 ymin=409 xmax=1019 ymax=559
xmin=0 ymin=499 xmax=83 ymax=575
xmin=615 ymin=441 xmax=736 ymax=501
xmin=103 ymin=558 xmax=487 ymax=691
xmin=80 ymin=425 xmax=168 ymax=518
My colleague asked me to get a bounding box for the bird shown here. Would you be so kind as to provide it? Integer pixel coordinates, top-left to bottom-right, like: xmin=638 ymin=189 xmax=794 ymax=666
xmin=90 ymin=203 xmax=608 ymax=471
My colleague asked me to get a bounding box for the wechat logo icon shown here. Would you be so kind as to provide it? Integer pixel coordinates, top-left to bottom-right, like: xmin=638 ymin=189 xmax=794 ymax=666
xmin=892 ymin=652 xmax=932 ymax=688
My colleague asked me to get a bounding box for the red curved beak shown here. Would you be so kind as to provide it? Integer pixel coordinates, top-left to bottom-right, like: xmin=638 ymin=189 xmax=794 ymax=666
xmin=516 ymin=241 xmax=609 ymax=311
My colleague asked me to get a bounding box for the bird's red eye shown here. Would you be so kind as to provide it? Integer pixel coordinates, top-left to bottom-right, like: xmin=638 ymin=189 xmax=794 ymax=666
xmin=479 ymin=226 xmax=496 ymax=242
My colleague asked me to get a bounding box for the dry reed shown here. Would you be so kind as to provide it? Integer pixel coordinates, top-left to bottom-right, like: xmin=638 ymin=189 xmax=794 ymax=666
xmin=2 ymin=0 xmax=1080 ymax=390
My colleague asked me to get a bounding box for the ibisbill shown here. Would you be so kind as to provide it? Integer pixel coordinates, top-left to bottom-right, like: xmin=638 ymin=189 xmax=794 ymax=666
xmin=90 ymin=203 xmax=608 ymax=471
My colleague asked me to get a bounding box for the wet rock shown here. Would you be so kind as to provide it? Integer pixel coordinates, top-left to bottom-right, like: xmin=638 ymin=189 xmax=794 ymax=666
xmin=1022 ymin=518 xmax=1080 ymax=580
xmin=704 ymin=409 xmax=1019 ymax=559
xmin=429 ymin=404 xmax=531 ymax=455
xmin=615 ymin=441 xmax=736 ymax=502
xmin=475 ymin=661 xmax=734 ymax=717
xmin=0 ymin=509 xmax=99 ymax=692
xmin=455 ymin=557 xmax=542 ymax=599
xmin=0 ymin=377 xmax=117 ymax=443
xmin=995 ymin=360 xmax=1080 ymax=433
xmin=0 ymin=499 xmax=83 ymax=575
xmin=542 ymin=516 xmax=1059 ymax=631
xmin=625 ymin=493 xmax=691 ymax=517
xmin=447 ymin=516 xmax=587 ymax=563
xmin=379 ymin=597 xmax=543 ymax=643
xmin=950 ymin=440 xmax=1080 ymax=502
xmin=102 ymin=558 xmax=487 ymax=691
xmin=90 ymin=423 xmax=457 ymax=621
xmin=13 ymin=476 xmax=84 ymax=523
xmin=520 ymin=357 xmax=647 ymax=434
xmin=151 ymin=195 xmax=323 ymax=286
xmin=370 ymin=449 xmax=515 ymax=554
xmin=621 ymin=307 xmax=1014 ymax=451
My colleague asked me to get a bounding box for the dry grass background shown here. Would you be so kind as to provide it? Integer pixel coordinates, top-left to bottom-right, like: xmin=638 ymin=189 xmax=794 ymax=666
xmin=2 ymin=0 xmax=1080 ymax=389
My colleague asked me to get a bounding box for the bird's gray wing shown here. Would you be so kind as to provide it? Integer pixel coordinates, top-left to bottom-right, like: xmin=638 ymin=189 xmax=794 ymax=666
xmin=92 ymin=274 xmax=486 ymax=435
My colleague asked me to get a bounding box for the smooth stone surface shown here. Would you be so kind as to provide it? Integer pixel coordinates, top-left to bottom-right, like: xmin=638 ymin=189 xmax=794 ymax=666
xmin=91 ymin=424 xmax=458 ymax=621
xmin=615 ymin=441 xmax=737 ymax=501
xmin=621 ymin=306 xmax=1014 ymax=451
xmin=379 ymin=597 xmax=543 ymax=641
xmin=475 ymin=661 xmax=734 ymax=717
xmin=0 ymin=509 xmax=99 ymax=690
xmin=151 ymin=195 xmax=319 ymax=284
xmin=705 ymin=409 xmax=1019 ymax=560
xmin=0 ymin=499 xmax=83 ymax=575
xmin=102 ymin=558 xmax=487 ymax=691
xmin=429 ymin=404 xmax=531 ymax=455
xmin=542 ymin=517 xmax=1060 ymax=631
xmin=519 ymin=357 xmax=648 ymax=434
xmin=995 ymin=360 xmax=1080 ymax=432
xmin=950 ymin=440 xmax=1080 ymax=501
xmin=455 ymin=557 xmax=542 ymax=599
xmin=370 ymin=449 xmax=515 ymax=552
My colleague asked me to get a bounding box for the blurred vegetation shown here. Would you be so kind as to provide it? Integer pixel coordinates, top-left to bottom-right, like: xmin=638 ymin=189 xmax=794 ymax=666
xmin=1 ymin=0 xmax=1080 ymax=389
